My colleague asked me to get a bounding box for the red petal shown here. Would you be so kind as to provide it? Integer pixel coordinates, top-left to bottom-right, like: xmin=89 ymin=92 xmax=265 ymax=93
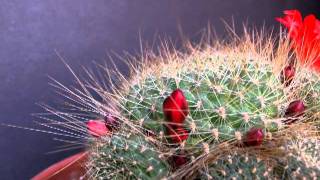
xmin=312 ymin=57 xmax=320 ymax=72
xmin=315 ymin=20 xmax=320 ymax=39
xmin=163 ymin=89 xmax=189 ymax=126
xmin=167 ymin=127 xmax=189 ymax=144
xmin=276 ymin=10 xmax=302 ymax=39
xmin=302 ymin=15 xmax=317 ymax=48
xmin=244 ymin=128 xmax=264 ymax=146
xmin=278 ymin=10 xmax=320 ymax=72
xmin=87 ymin=120 xmax=109 ymax=137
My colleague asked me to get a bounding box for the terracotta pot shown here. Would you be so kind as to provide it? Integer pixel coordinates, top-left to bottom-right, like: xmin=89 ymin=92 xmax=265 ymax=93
xmin=32 ymin=152 xmax=88 ymax=180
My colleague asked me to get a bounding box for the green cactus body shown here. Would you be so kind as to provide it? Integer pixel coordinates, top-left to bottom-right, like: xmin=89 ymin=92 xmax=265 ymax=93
xmin=299 ymin=72 xmax=320 ymax=116
xmin=205 ymin=153 xmax=271 ymax=180
xmin=121 ymin=57 xmax=285 ymax=146
xmin=89 ymin=133 xmax=169 ymax=179
xmin=203 ymin=139 xmax=320 ymax=180
xmin=79 ymin=29 xmax=320 ymax=179
xmin=279 ymin=139 xmax=320 ymax=179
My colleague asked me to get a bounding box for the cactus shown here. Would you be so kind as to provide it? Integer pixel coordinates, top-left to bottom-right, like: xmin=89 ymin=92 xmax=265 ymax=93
xmin=204 ymin=153 xmax=272 ymax=179
xmin=81 ymin=39 xmax=320 ymax=179
xmin=88 ymin=130 xmax=169 ymax=179
xmin=279 ymin=139 xmax=320 ymax=179
xmin=84 ymin=33 xmax=320 ymax=178
xmin=201 ymin=139 xmax=320 ymax=180
xmin=201 ymin=138 xmax=320 ymax=180
xmin=35 ymin=10 xmax=320 ymax=180
xmin=121 ymin=58 xmax=285 ymax=148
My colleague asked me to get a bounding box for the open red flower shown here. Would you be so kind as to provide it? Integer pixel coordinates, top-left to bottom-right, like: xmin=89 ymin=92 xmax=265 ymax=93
xmin=277 ymin=10 xmax=320 ymax=71
xmin=163 ymin=89 xmax=189 ymax=127
xmin=87 ymin=120 xmax=109 ymax=137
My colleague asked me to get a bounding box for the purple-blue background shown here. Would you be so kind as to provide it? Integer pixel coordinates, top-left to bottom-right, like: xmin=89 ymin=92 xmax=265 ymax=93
xmin=0 ymin=1 xmax=319 ymax=179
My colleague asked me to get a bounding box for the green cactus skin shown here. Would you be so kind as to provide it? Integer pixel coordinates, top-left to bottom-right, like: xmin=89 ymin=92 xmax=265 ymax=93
xmin=89 ymin=132 xmax=169 ymax=179
xmin=201 ymin=139 xmax=320 ymax=180
xmin=278 ymin=139 xmax=320 ymax=180
xmin=121 ymin=59 xmax=285 ymax=146
xmin=203 ymin=153 xmax=271 ymax=180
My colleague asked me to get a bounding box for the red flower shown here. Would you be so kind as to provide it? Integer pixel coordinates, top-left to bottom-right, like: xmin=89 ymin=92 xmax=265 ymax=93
xmin=244 ymin=128 xmax=264 ymax=146
xmin=277 ymin=10 xmax=320 ymax=71
xmin=167 ymin=127 xmax=189 ymax=144
xmin=86 ymin=120 xmax=109 ymax=137
xmin=163 ymin=89 xmax=189 ymax=127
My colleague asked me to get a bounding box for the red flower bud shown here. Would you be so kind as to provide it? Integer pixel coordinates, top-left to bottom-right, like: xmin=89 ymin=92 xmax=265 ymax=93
xmin=277 ymin=10 xmax=320 ymax=72
xmin=163 ymin=89 xmax=189 ymax=126
xmin=104 ymin=114 xmax=119 ymax=130
xmin=244 ymin=128 xmax=264 ymax=146
xmin=167 ymin=127 xmax=189 ymax=144
xmin=281 ymin=65 xmax=295 ymax=86
xmin=285 ymin=100 xmax=305 ymax=117
xmin=87 ymin=120 xmax=109 ymax=137
xmin=171 ymin=154 xmax=189 ymax=169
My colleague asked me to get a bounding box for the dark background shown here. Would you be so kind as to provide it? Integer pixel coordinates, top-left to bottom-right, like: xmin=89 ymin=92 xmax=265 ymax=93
xmin=0 ymin=0 xmax=319 ymax=179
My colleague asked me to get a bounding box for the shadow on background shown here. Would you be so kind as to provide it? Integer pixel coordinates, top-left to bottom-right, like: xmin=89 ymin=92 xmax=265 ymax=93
xmin=0 ymin=0 xmax=319 ymax=179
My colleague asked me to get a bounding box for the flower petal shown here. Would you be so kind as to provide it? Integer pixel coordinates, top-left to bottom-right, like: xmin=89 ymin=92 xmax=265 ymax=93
xmin=276 ymin=10 xmax=302 ymax=39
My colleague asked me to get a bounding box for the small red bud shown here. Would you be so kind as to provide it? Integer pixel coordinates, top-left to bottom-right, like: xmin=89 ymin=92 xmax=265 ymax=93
xmin=167 ymin=127 xmax=189 ymax=144
xmin=285 ymin=100 xmax=305 ymax=117
xmin=281 ymin=65 xmax=295 ymax=86
xmin=87 ymin=120 xmax=109 ymax=137
xmin=163 ymin=89 xmax=189 ymax=126
xmin=171 ymin=154 xmax=189 ymax=169
xmin=104 ymin=114 xmax=119 ymax=130
xmin=244 ymin=128 xmax=264 ymax=146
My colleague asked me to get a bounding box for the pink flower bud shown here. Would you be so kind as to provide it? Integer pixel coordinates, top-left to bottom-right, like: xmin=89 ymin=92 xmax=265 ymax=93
xmin=86 ymin=120 xmax=109 ymax=137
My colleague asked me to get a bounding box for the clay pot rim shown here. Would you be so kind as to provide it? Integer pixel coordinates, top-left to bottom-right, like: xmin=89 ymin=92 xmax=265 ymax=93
xmin=32 ymin=151 xmax=88 ymax=180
